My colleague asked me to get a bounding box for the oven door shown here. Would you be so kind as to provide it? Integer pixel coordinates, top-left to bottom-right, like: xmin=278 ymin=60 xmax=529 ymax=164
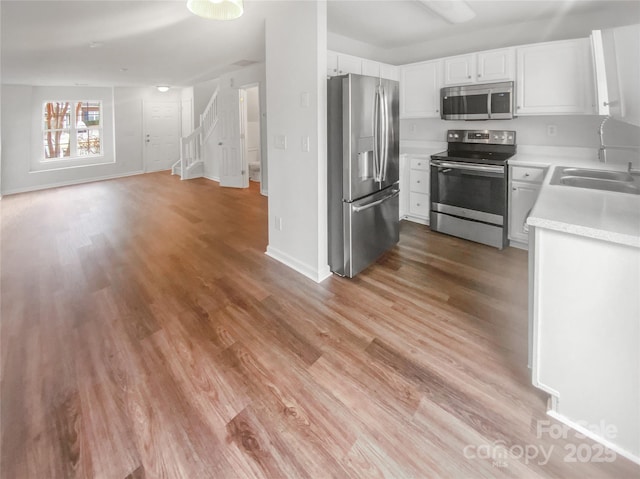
xmin=430 ymin=159 xmax=506 ymax=225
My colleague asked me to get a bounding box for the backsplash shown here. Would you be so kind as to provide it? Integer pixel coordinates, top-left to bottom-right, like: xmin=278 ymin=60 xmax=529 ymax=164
xmin=400 ymin=116 xmax=640 ymax=165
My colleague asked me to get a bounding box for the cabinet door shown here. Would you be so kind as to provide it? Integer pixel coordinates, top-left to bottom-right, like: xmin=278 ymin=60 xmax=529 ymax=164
xmin=327 ymin=51 xmax=339 ymax=77
xmin=400 ymin=60 xmax=442 ymax=118
xmin=509 ymin=183 xmax=540 ymax=244
xmin=443 ymin=54 xmax=476 ymax=85
xmin=477 ymin=48 xmax=515 ymax=82
xmin=380 ymin=63 xmax=399 ymax=81
xmin=410 ymin=169 xmax=429 ymax=194
xmin=602 ymin=24 xmax=640 ymax=126
xmin=409 ymin=192 xmax=430 ymax=218
xmin=337 ymin=55 xmax=362 ymax=75
xmin=362 ymin=59 xmax=381 ymax=78
xmin=516 ymin=39 xmax=594 ymax=115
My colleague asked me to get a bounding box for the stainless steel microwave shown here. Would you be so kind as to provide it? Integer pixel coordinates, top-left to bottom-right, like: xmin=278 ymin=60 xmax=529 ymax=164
xmin=440 ymin=81 xmax=515 ymax=120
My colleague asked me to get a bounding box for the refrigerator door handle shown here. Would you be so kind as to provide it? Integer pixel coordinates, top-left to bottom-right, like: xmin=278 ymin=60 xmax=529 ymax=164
xmin=373 ymin=88 xmax=381 ymax=182
xmin=352 ymin=189 xmax=400 ymax=213
xmin=380 ymin=85 xmax=388 ymax=182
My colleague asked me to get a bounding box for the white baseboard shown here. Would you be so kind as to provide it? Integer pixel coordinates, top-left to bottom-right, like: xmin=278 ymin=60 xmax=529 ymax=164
xmin=546 ymin=409 xmax=640 ymax=465
xmin=509 ymin=239 xmax=529 ymax=250
xmin=204 ymin=174 xmax=220 ymax=182
xmin=2 ymin=170 xmax=145 ymax=196
xmin=265 ymin=246 xmax=332 ymax=283
xmin=402 ymin=215 xmax=429 ymax=226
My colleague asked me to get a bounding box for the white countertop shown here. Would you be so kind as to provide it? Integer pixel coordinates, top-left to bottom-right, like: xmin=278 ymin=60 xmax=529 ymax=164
xmin=400 ymin=140 xmax=446 ymax=156
xmin=526 ymin=159 xmax=640 ymax=248
xmin=399 ymin=142 xmax=640 ymax=247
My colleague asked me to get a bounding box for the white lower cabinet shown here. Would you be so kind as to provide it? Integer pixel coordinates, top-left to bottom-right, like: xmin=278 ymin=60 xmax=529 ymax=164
xmin=509 ymin=165 xmax=547 ymax=248
xmin=401 ymin=155 xmax=431 ymax=224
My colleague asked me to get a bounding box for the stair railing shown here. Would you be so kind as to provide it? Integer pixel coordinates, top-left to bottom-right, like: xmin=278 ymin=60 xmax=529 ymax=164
xmin=179 ymin=126 xmax=202 ymax=177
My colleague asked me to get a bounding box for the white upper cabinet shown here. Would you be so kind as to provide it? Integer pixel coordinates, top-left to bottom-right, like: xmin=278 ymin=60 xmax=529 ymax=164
xmin=326 ymin=51 xmax=362 ymax=76
xmin=476 ymin=48 xmax=515 ymax=82
xmin=443 ymin=48 xmax=515 ymax=85
xmin=362 ymin=59 xmax=399 ymax=80
xmin=380 ymin=63 xmax=399 ymax=81
xmin=328 ymin=51 xmax=398 ymax=81
xmin=362 ymin=59 xmax=381 ymax=77
xmin=400 ymin=60 xmax=442 ymax=118
xmin=443 ymin=54 xmax=476 ymax=85
xmin=337 ymin=54 xmax=363 ymax=76
xmin=516 ymin=38 xmax=594 ymax=115
xmin=327 ymin=50 xmax=339 ymax=77
xmin=592 ymin=24 xmax=640 ymax=126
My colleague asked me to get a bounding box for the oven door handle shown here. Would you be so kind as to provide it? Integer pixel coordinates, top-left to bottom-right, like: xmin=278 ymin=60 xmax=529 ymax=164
xmin=431 ymin=160 xmax=504 ymax=175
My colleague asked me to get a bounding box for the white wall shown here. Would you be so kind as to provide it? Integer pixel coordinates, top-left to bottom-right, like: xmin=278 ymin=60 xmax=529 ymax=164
xmin=265 ymin=1 xmax=329 ymax=282
xmin=1 ymin=85 xmax=184 ymax=194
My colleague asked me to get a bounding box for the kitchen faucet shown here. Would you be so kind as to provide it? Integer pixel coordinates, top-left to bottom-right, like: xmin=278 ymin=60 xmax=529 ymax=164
xmin=598 ymin=115 xmax=640 ymax=165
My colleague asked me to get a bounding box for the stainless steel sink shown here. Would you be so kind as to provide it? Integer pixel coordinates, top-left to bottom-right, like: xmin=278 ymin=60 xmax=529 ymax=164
xmin=559 ymin=167 xmax=634 ymax=182
xmin=550 ymin=166 xmax=640 ymax=195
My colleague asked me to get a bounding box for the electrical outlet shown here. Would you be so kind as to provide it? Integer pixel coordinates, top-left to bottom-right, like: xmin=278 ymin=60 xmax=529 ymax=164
xmin=547 ymin=124 xmax=557 ymax=137
xmin=410 ymin=123 xmax=417 ymax=134
xmin=274 ymin=216 xmax=282 ymax=231
xmin=301 ymin=136 xmax=310 ymax=152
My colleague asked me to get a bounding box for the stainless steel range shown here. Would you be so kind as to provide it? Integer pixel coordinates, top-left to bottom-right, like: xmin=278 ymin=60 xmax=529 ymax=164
xmin=430 ymin=130 xmax=516 ymax=249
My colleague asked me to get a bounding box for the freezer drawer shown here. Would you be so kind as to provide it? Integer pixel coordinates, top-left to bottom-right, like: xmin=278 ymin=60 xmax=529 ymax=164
xmin=342 ymin=186 xmax=400 ymax=277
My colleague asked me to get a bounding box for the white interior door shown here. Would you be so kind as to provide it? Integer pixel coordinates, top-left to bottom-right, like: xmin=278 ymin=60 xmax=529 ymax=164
xmin=143 ymin=101 xmax=181 ymax=172
xmin=218 ymin=89 xmax=247 ymax=188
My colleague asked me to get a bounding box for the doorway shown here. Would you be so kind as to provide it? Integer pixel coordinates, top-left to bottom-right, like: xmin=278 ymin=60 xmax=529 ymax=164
xmin=241 ymin=85 xmax=262 ymax=188
xmin=143 ymin=101 xmax=181 ymax=172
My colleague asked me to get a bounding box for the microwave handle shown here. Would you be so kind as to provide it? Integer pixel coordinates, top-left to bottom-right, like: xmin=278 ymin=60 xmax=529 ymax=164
xmin=487 ymin=91 xmax=492 ymax=119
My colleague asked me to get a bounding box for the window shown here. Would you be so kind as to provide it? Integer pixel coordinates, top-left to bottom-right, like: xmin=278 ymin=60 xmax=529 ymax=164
xmin=42 ymin=101 xmax=102 ymax=160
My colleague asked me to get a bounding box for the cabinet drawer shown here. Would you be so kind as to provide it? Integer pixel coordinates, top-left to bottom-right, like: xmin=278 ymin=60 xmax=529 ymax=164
xmin=410 ymin=157 xmax=430 ymax=171
xmin=511 ymin=166 xmax=546 ymax=183
xmin=409 ymin=192 xmax=430 ymax=217
xmin=410 ymin=170 xmax=430 ymax=193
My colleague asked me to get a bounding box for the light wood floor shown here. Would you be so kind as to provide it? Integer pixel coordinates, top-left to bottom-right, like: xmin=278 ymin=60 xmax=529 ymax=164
xmin=1 ymin=172 xmax=637 ymax=478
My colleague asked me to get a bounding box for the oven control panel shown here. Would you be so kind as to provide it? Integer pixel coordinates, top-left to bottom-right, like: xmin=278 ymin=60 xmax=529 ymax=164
xmin=447 ymin=130 xmax=516 ymax=145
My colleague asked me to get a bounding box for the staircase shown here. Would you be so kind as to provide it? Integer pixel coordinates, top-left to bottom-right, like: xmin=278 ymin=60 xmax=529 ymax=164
xmin=172 ymin=87 xmax=219 ymax=180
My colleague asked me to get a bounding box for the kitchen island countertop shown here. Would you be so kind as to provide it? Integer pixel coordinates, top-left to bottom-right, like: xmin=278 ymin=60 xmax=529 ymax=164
xmin=523 ymin=159 xmax=640 ymax=248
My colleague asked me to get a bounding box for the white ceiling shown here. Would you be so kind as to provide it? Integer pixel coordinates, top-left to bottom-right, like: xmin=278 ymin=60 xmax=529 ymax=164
xmin=1 ymin=0 xmax=639 ymax=87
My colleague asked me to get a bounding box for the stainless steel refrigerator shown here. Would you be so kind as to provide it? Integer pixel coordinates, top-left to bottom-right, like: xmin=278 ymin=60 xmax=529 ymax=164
xmin=328 ymin=74 xmax=400 ymax=278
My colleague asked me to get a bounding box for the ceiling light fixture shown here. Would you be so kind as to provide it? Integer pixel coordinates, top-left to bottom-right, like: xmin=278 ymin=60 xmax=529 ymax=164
xmin=186 ymin=0 xmax=244 ymax=20
xmin=419 ymin=0 xmax=476 ymax=24
xmin=157 ymin=86 xmax=170 ymax=93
